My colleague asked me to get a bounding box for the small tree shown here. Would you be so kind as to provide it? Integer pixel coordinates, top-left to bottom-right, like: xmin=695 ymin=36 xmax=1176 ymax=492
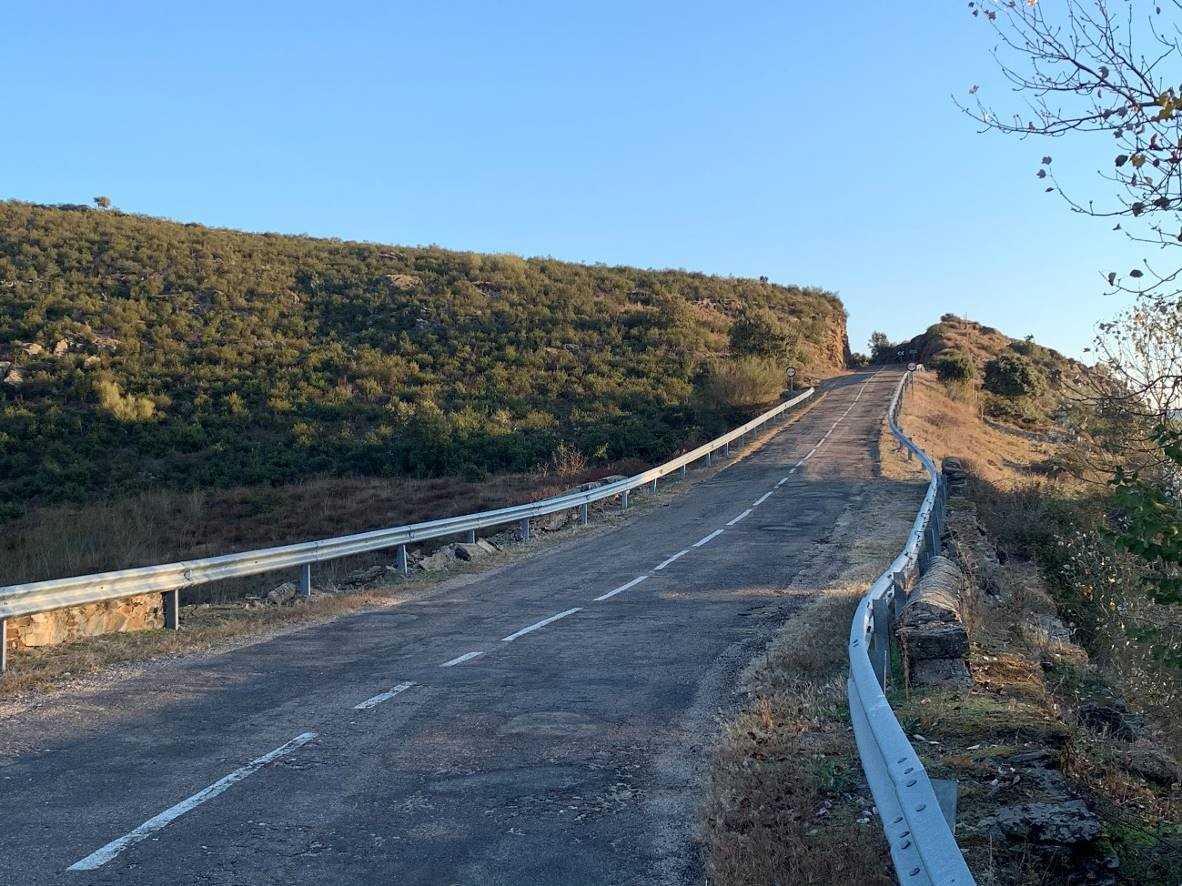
xmin=984 ymin=353 xmax=1045 ymax=398
xmin=93 ymin=196 xmax=111 ymax=210
xmin=868 ymin=331 xmax=897 ymax=364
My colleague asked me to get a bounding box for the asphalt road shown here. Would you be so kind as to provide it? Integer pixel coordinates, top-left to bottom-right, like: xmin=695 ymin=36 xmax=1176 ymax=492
xmin=0 ymin=369 xmax=909 ymax=885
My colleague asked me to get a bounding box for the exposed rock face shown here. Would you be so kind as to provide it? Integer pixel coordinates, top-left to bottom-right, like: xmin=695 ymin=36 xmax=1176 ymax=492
xmin=987 ymin=800 xmax=1101 ymax=848
xmin=9 ymin=593 xmax=164 ymax=648
xmin=942 ymin=457 xmax=969 ymax=494
xmin=897 ymin=555 xmax=971 ymax=688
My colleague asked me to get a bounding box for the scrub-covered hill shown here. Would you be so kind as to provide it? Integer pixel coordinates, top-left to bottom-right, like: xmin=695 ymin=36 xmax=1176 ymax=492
xmin=0 ymin=201 xmax=849 ymax=507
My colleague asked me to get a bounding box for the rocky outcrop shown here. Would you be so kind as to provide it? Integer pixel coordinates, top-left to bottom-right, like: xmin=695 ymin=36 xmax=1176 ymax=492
xmin=8 ymin=593 xmax=164 ymax=648
xmin=896 ymin=555 xmax=971 ymax=689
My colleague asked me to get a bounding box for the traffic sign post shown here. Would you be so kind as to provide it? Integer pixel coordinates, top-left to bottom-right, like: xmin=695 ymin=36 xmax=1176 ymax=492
xmin=787 ymin=367 xmax=796 ymax=393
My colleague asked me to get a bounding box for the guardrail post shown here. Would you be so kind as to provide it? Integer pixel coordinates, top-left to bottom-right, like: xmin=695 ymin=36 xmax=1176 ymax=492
xmin=724 ymin=441 xmax=730 ymax=456
xmin=163 ymin=590 xmax=179 ymax=630
xmin=680 ymin=465 xmax=686 ymax=479
xmin=650 ymin=478 xmax=657 ymax=493
xmin=519 ymin=517 xmax=531 ymax=541
xmin=465 ymin=529 xmax=476 ymax=544
xmin=299 ymin=563 xmax=312 ymax=598
xmin=871 ymin=597 xmax=890 ymax=689
xmin=620 ymin=489 xmax=630 ymax=511
xmin=397 ymin=544 xmax=408 ymax=576
xmin=1 ymin=618 xmax=7 ymax=675
xmin=706 ymin=450 xmax=712 ymax=466
xmin=579 ymin=503 xmax=589 ymax=526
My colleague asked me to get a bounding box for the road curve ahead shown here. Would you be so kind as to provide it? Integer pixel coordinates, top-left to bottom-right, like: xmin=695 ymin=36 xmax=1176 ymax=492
xmin=0 ymin=369 xmax=910 ymax=885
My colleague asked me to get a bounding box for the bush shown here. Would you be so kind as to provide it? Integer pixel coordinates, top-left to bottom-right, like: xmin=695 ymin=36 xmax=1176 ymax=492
xmin=696 ymin=357 xmax=784 ymax=417
xmin=983 ymin=352 xmax=1045 ymax=398
xmin=848 ymin=352 xmax=870 ymax=368
xmin=729 ymin=307 xmax=794 ymax=362
xmin=934 ymin=350 xmax=975 ymax=384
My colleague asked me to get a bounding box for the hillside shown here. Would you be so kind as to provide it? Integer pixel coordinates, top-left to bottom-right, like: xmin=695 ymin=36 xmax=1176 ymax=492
xmin=902 ymin=314 xmax=1083 ymax=429
xmin=0 ymin=201 xmax=849 ymax=508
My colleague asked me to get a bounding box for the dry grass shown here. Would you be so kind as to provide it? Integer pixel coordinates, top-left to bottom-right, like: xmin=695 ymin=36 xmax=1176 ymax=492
xmin=0 ymin=462 xmax=648 ymax=600
xmin=894 ymin=374 xmax=1058 ymax=488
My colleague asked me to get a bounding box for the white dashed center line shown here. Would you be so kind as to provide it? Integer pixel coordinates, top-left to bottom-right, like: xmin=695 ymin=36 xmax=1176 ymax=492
xmin=752 ymin=491 xmax=774 ymax=507
xmin=654 ymin=549 xmax=690 ymax=570
xmin=501 ymin=608 xmax=582 ymax=642
xmin=692 ymin=529 xmax=725 ymax=547
xmin=440 ymin=651 xmax=484 ymax=668
xmin=67 ymin=731 xmax=318 ymax=871
xmin=355 ymin=681 xmax=415 ymax=710
xmin=726 ymin=509 xmax=752 ymax=526
xmin=594 ymin=576 xmax=647 ymax=601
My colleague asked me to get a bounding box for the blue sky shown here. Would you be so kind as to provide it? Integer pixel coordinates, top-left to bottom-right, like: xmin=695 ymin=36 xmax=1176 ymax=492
xmin=2 ymin=2 xmax=1145 ymax=359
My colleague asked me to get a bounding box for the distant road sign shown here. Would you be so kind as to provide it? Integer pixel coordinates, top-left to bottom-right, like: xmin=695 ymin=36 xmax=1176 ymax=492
xmin=907 ymin=362 xmax=917 ymax=372
xmin=786 ymin=367 xmax=796 ymax=377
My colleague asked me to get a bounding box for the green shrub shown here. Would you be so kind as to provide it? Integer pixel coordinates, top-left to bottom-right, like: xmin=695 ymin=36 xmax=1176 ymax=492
xmin=695 ymin=357 xmax=784 ymax=416
xmin=983 ymin=352 xmax=1045 ymax=398
xmin=934 ymin=350 xmax=975 ymax=384
xmin=729 ymin=307 xmax=795 ymax=363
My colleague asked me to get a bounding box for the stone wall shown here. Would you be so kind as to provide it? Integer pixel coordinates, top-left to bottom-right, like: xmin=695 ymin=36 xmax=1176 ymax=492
xmin=6 ymin=593 xmax=164 ymax=649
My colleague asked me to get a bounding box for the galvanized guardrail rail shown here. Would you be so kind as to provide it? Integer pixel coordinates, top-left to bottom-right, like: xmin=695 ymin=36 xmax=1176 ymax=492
xmin=0 ymin=388 xmax=816 ymax=674
xmin=848 ymin=371 xmax=974 ymax=884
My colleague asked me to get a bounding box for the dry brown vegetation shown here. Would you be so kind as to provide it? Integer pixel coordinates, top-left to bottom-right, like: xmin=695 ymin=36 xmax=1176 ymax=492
xmin=893 ymin=372 xmax=1181 ymax=884
xmin=0 ymin=461 xmax=647 ymax=598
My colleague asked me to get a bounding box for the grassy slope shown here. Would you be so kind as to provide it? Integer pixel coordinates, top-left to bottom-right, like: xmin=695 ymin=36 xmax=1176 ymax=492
xmin=0 ymin=201 xmax=848 ymax=509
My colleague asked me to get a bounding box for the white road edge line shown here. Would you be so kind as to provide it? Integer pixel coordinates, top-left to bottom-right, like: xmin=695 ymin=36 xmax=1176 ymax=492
xmin=752 ymin=491 xmax=774 ymax=507
xmin=354 ymin=681 xmax=415 ymax=710
xmin=594 ymin=575 xmax=647 ymax=602
xmin=440 ymin=650 xmax=484 ymax=668
xmin=726 ymin=509 xmax=753 ymax=526
xmin=501 ymin=608 xmax=582 ymax=642
xmin=654 ymin=549 xmax=690 ymax=570
xmin=67 ymin=731 xmax=318 ymax=871
xmin=692 ymin=529 xmax=725 ymax=548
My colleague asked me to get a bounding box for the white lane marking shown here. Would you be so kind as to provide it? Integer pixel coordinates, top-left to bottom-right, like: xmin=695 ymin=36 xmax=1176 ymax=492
xmin=654 ymin=549 xmax=690 ymax=570
xmin=501 ymin=608 xmax=582 ymax=642
xmin=594 ymin=575 xmax=647 ymax=601
xmin=692 ymin=529 xmax=725 ymax=547
xmin=441 ymin=650 xmax=485 ymax=668
xmin=752 ymin=491 xmax=774 ymax=507
xmin=726 ymin=509 xmax=753 ymax=526
xmin=67 ymin=732 xmax=317 ymax=871
xmin=775 ymin=477 xmax=788 ymax=487
xmin=355 ymin=681 xmax=415 ymax=710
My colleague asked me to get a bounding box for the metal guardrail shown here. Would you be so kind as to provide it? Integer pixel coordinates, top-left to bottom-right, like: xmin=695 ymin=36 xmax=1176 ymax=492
xmin=0 ymin=388 xmax=816 ymax=673
xmin=848 ymin=371 xmax=974 ymax=884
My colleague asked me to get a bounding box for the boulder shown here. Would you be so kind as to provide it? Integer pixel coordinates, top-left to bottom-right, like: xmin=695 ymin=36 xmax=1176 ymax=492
xmin=267 ymin=582 xmax=298 ymax=605
xmin=1122 ymin=746 xmax=1179 ymax=786
xmin=454 ymin=541 xmax=494 ymax=562
xmin=988 ymin=800 xmax=1101 ymax=848
xmin=1078 ymin=699 xmax=1143 ymax=741
xmin=18 ymin=341 xmax=43 ymax=356
xmin=417 ymin=548 xmax=456 ymax=572
xmin=53 ymin=339 xmax=69 ymax=356
xmin=540 ymin=510 xmax=571 ymax=532
xmin=343 ymin=565 xmax=385 ymax=585
xmin=3 ymin=368 xmax=24 ymax=387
